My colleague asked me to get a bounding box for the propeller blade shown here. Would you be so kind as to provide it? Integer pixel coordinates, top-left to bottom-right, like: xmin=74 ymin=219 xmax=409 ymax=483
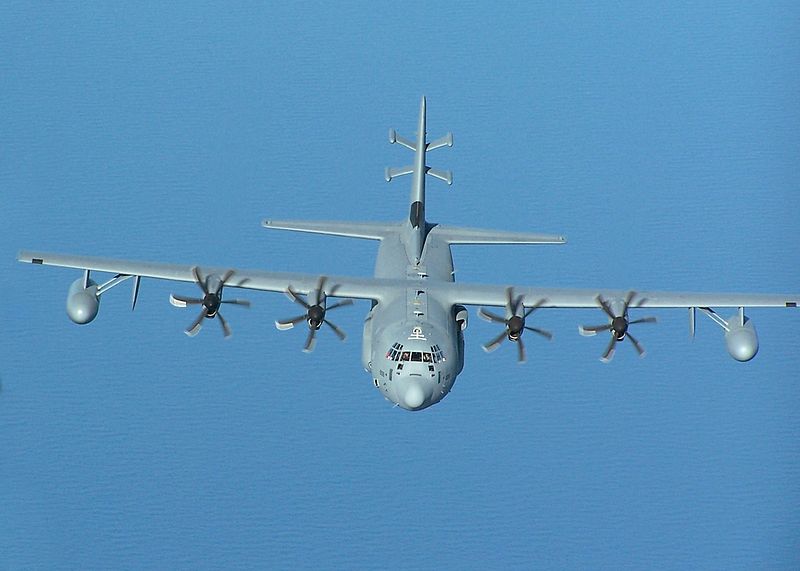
xmin=596 ymin=295 xmax=616 ymax=320
xmin=579 ymin=323 xmax=613 ymax=336
xmin=483 ymin=293 xmax=550 ymax=361
xmin=275 ymin=314 xmax=307 ymax=330
xmin=584 ymin=292 xmax=655 ymax=359
xmin=525 ymin=326 xmax=553 ymax=340
xmin=315 ymin=276 xmax=327 ymax=306
xmin=221 ymin=299 xmax=251 ymax=307
xmin=323 ymin=319 xmax=347 ymax=341
xmin=600 ymin=336 xmax=617 ymax=362
xmin=170 ymin=294 xmax=203 ymax=308
xmin=478 ymin=308 xmax=507 ymax=324
xmin=303 ymin=328 xmax=318 ymax=353
xmin=185 ymin=309 xmax=207 ymax=337
xmin=523 ymin=298 xmax=547 ymax=318
xmin=622 ymin=290 xmax=637 ymax=314
xmin=279 ymin=279 xmax=351 ymax=350
xmin=192 ymin=267 xmax=208 ymax=295
xmin=286 ymin=286 xmax=311 ymax=309
xmin=325 ymin=299 xmax=354 ymax=312
xmin=513 ymin=294 xmax=525 ymax=316
xmin=217 ymin=311 xmax=232 ymax=338
xmin=172 ymin=269 xmax=247 ymax=337
xmin=219 ymin=269 xmax=235 ymax=288
xmin=626 ymin=332 xmax=646 ymax=357
xmin=505 ymin=288 xmax=515 ymax=312
xmin=482 ymin=330 xmax=508 ymax=353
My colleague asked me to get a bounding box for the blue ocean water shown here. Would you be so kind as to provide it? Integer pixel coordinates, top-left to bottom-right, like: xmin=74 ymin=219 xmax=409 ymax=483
xmin=3 ymin=3 xmax=799 ymax=569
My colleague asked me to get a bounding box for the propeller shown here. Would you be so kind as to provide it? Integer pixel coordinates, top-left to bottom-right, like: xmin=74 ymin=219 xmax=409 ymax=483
xmin=478 ymin=287 xmax=552 ymax=364
xmin=169 ymin=267 xmax=250 ymax=337
xmin=579 ymin=291 xmax=657 ymax=362
xmin=275 ymin=276 xmax=354 ymax=352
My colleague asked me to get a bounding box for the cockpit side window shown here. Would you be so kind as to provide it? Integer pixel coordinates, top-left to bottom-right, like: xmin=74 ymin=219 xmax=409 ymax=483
xmin=387 ymin=342 xmax=404 ymax=361
xmin=430 ymin=345 xmax=445 ymax=363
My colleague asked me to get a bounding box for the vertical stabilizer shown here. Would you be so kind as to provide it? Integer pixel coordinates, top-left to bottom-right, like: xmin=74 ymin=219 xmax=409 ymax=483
xmin=386 ymin=96 xmax=453 ymax=264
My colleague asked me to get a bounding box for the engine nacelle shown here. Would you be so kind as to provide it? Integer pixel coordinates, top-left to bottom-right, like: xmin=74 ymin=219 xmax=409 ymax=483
xmin=454 ymin=305 xmax=468 ymax=331
xmin=66 ymin=278 xmax=100 ymax=324
xmin=724 ymin=316 xmax=758 ymax=362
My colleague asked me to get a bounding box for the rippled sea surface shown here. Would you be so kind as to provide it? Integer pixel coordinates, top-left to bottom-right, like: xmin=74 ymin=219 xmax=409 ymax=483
xmin=3 ymin=3 xmax=799 ymax=569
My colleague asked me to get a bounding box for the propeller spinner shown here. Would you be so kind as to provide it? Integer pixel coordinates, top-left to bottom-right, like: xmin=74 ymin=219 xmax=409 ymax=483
xmin=170 ymin=267 xmax=250 ymax=337
xmin=478 ymin=288 xmax=552 ymax=364
xmin=579 ymin=291 xmax=656 ymax=362
xmin=275 ymin=276 xmax=353 ymax=352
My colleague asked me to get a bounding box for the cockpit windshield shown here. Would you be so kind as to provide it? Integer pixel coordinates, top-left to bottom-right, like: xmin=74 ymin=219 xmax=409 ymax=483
xmin=386 ymin=342 xmax=445 ymax=363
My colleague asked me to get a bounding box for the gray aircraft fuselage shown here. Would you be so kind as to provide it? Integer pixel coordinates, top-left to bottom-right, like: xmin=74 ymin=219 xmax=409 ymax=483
xmin=363 ymin=221 xmax=464 ymax=410
xmin=361 ymin=98 xmax=463 ymax=410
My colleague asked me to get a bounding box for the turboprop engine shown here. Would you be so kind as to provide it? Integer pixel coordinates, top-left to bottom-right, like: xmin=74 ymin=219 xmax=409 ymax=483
xmin=724 ymin=316 xmax=759 ymax=362
xmin=66 ymin=277 xmax=100 ymax=324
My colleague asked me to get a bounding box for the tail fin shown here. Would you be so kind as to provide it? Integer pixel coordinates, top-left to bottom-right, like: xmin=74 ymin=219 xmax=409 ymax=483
xmin=386 ymin=96 xmax=453 ymax=263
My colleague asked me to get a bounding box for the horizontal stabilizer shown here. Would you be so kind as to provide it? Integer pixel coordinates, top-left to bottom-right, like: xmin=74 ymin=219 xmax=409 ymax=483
xmin=429 ymin=224 xmax=566 ymax=245
xmin=262 ymin=219 xmax=398 ymax=240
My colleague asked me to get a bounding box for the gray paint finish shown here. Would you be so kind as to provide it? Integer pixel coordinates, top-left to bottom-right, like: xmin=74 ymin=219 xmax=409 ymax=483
xmin=17 ymin=98 xmax=800 ymax=410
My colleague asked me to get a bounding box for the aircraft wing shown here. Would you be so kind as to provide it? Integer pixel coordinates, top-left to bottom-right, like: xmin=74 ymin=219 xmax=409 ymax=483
xmin=17 ymin=250 xmax=402 ymax=301
xmin=19 ymin=250 xmax=799 ymax=309
xmin=433 ymin=282 xmax=799 ymax=309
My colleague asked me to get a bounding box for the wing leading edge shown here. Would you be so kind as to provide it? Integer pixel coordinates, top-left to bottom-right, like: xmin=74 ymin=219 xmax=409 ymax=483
xmin=17 ymin=250 xmax=401 ymax=302
xmin=433 ymin=282 xmax=799 ymax=310
xmin=20 ymin=250 xmax=798 ymax=309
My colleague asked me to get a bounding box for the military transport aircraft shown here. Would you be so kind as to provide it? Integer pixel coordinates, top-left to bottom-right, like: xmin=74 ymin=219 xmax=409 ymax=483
xmin=18 ymin=98 xmax=799 ymax=411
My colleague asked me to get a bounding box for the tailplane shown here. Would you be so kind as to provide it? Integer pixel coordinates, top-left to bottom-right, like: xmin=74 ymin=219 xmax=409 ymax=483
xmin=262 ymin=219 xmax=396 ymax=240
xmin=263 ymin=99 xmax=565 ymax=260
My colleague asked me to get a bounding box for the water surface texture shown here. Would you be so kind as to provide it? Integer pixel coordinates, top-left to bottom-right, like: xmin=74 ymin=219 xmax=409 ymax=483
xmin=3 ymin=3 xmax=799 ymax=569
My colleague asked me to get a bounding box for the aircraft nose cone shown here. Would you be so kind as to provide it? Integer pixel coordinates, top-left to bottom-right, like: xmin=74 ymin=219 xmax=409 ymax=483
xmin=403 ymin=382 xmax=426 ymax=409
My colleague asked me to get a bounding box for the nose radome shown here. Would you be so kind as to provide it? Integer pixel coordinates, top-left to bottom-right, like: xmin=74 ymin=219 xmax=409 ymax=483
xmin=403 ymin=382 xmax=426 ymax=409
